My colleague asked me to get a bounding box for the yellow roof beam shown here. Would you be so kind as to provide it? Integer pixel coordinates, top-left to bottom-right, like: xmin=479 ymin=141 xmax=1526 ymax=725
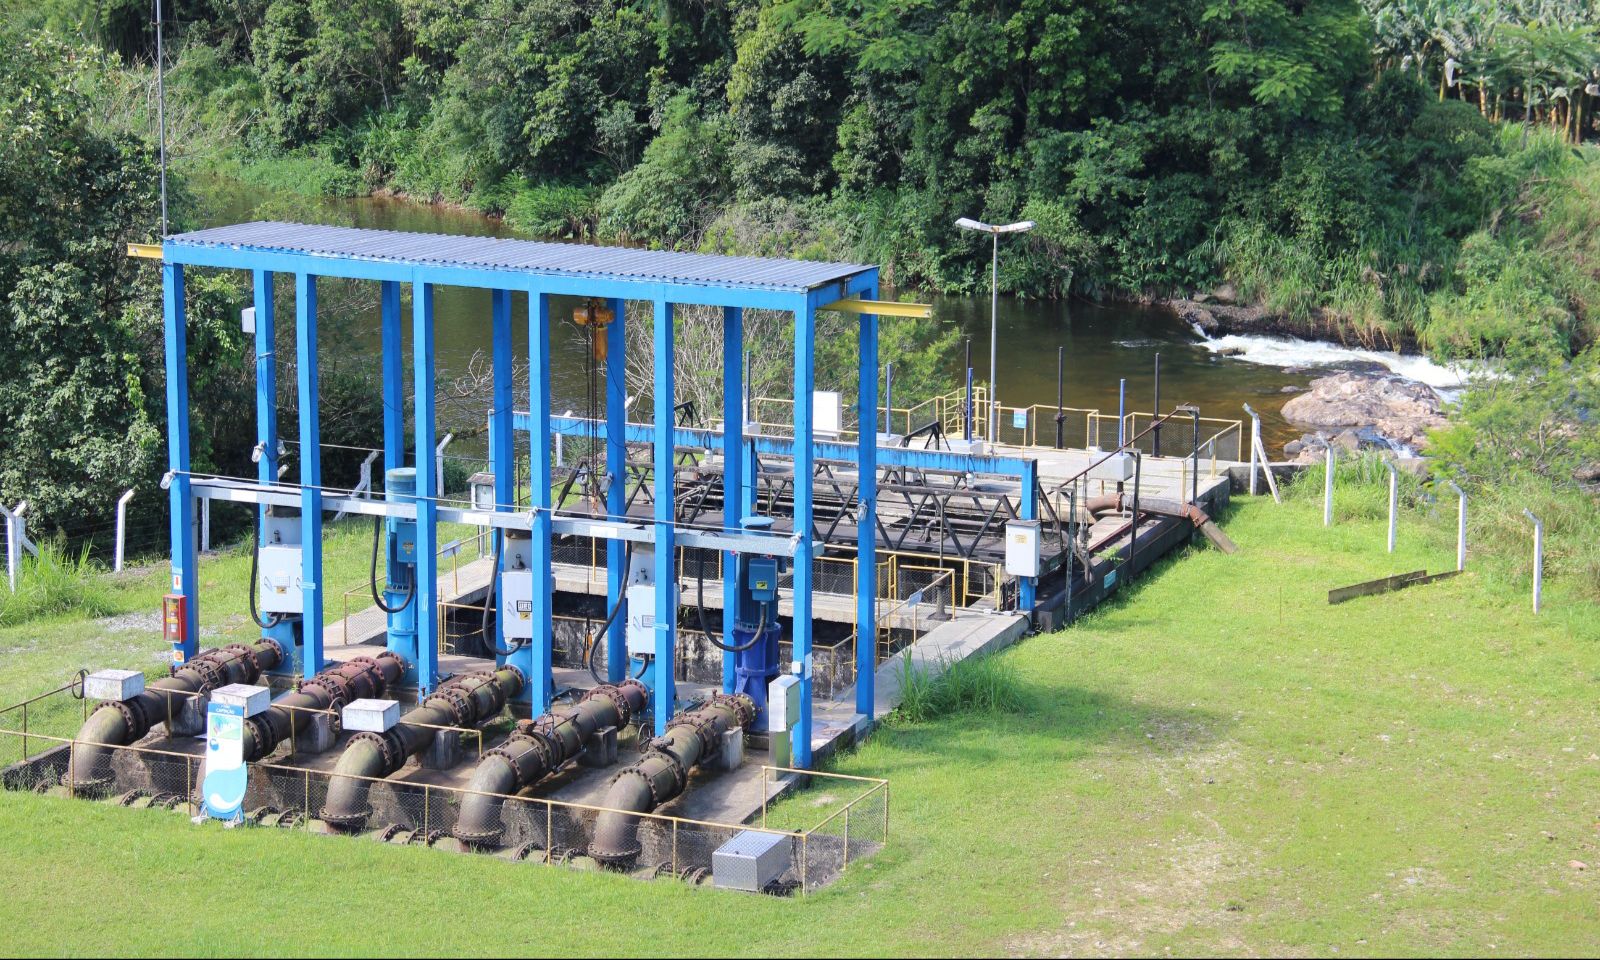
xmin=126 ymin=242 xmax=164 ymax=260
xmin=821 ymin=297 xmax=933 ymax=319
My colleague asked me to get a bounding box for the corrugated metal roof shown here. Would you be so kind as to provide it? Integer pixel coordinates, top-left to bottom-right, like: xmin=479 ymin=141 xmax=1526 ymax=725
xmin=166 ymin=221 xmax=872 ymax=292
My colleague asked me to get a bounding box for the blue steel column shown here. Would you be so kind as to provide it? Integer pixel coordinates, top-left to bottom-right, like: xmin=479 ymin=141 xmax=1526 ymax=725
xmin=163 ymin=262 xmax=198 ymax=662
xmin=856 ymin=300 xmax=878 ymax=718
xmin=652 ymin=298 xmax=677 ymax=734
xmin=604 ymin=297 xmax=628 ymax=682
xmin=720 ymin=306 xmax=743 ymax=693
xmin=253 ymin=270 xmax=296 ymax=666
xmin=294 ymin=273 xmax=324 ymax=678
xmin=793 ymin=299 xmax=816 ymax=766
xmin=379 ymin=281 xmax=417 ymax=673
xmin=524 ymin=292 xmax=554 ymax=709
xmin=1020 ymin=458 xmax=1037 ymax=615
xmin=412 ymin=280 xmax=440 ymax=692
xmin=489 ymin=290 xmax=513 ymax=660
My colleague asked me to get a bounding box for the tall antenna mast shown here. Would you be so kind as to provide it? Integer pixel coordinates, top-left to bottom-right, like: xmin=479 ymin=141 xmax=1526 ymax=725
xmin=155 ymin=0 xmax=169 ymax=236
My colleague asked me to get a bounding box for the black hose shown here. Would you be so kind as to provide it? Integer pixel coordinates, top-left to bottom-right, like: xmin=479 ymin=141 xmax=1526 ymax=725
xmin=248 ymin=521 xmax=282 ymax=630
xmin=584 ymin=543 xmax=650 ymax=684
xmin=697 ymin=550 xmax=762 ymax=653
xmin=482 ymin=533 xmax=525 ymax=656
xmin=369 ymin=515 xmax=414 ymax=615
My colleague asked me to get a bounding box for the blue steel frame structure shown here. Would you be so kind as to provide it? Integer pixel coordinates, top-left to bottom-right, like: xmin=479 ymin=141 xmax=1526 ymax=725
xmin=157 ymin=221 xmax=921 ymax=767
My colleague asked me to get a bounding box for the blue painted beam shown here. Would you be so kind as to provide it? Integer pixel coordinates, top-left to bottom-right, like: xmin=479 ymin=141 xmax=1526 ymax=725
xmin=294 ymin=273 xmax=324 ymax=679
xmin=524 ymin=293 xmax=554 ymax=709
xmin=162 ymin=262 xmax=198 ymax=664
xmin=856 ymin=295 xmax=879 ymax=719
xmin=490 ymin=289 xmax=514 ymax=660
xmin=721 ymin=306 xmax=743 ymax=694
xmin=652 ymin=298 xmax=677 ymax=734
xmin=379 ymin=280 xmax=416 ymax=678
xmin=412 ymin=280 xmax=440 ymax=692
xmin=604 ymin=296 xmax=628 ymax=683
xmin=792 ymin=298 xmax=816 ymax=768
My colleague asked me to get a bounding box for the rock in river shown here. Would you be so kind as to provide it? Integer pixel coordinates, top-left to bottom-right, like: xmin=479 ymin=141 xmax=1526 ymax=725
xmin=1280 ymin=371 xmax=1447 ymax=453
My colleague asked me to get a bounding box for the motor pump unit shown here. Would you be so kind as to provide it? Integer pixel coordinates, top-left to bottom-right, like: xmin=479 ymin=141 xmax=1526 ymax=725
xmin=732 ymin=516 xmax=785 ymax=726
xmin=382 ymin=468 xmax=421 ymax=675
xmin=499 ymin=528 xmax=535 ymax=642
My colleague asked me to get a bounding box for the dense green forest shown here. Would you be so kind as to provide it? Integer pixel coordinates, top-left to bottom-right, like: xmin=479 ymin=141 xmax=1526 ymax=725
xmin=1 ymin=3 xmax=1597 ymax=592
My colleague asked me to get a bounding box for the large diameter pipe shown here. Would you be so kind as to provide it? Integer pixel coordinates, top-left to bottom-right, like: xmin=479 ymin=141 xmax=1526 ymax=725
xmin=320 ymin=667 xmax=524 ymax=830
xmin=241 ymin=652 xmax=406 ymax=762
xmin=455 ymin=679 xmax=648 ymax=846
xmin=589 ymin=692 xmax=755 ymax=867
xmin=63 ymin=640 xmax=284 ymax=793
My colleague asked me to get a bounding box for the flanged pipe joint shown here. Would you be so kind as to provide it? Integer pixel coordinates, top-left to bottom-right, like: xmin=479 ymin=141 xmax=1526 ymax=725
xmin=63 ymin=639 xmax=285 ymax=795
xmin=454 ymin=678 xmax=649 ymax=846
xmin=241 ymin=652 xmax=407 ymax=762
xmin=320 ymin=666 xmax=525 ymax=831
xmin=588 ymin=692 xmax=755 ymax=867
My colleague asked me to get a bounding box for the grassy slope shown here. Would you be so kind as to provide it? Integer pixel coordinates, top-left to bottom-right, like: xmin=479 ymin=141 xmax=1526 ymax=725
xmin=1 ymin=497 xmax=1597 ymax=956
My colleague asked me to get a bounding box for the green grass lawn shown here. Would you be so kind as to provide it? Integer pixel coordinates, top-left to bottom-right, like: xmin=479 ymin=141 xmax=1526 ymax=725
xmin=1 ymin=495 xmax=1597 ymax=956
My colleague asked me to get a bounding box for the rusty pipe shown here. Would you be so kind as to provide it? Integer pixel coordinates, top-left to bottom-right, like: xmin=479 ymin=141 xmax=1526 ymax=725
xmin=454 ymin=679 xmax=648 ymax=846
xmin=240 ymin=652 xmax=406 ymax=762
xmin=320 ymin=666 xmax=524 ymax=831
xmin=63 ymin=640 xmax=284 ymax=794
xmin=588 ymin=693 xmax=754 ymax=867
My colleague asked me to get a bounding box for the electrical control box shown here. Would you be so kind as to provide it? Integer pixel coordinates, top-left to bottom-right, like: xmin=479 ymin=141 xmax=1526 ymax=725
xmin=1089 ymin=451 xmax=1135 ymax=482
xmin=625 ymin=581 xmax=678 ymax=658
xmin=261 ymin=512 xmax=300 ymax=546
xmin=1004 ymin=520 xmax=1041 ymax=578
xmin=258 ymin=545 xmax=303 ymax=615
xmin=387 ymin=516 xmax=416 ymax=564
xmin=499 ymin=568 xmax=534 ymax=640
xmin=502 ymin=529 xmax=532 ymax=572
xmin=748 ymin=556 xmax=780 ymax=602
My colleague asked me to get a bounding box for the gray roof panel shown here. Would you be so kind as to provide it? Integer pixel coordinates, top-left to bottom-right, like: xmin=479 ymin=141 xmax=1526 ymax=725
xmin=166 ymin=222 xmax=872 ymax=292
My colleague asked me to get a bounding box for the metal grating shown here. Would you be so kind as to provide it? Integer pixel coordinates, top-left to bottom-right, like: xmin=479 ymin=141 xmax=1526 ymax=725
xmin=165 ymin=221 xmax=873 ymax=292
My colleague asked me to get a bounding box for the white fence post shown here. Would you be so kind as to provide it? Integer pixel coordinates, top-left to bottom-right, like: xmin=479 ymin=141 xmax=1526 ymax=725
xmin=201 ymin=495 xmax=212 ymax=553
xmin=1323 ymin=444 xmax=1335 ymax=527
xmin=435 ymin=433 xmax=454 ymax=498
xmin=4 ymin=501 xmax=37 ymax=592
xmin=1242 ymin=404 xmax=1279 ymax=503
xmin=1522 ymin=508 xmax=1543 ymax=613
xmin=1447 ymin=480 xmax=1467 ymax=571
xmin=1385 ymin=461 xmax=1398 ymax=553
xmin=114 ymin=489 xmax=135 ymax=572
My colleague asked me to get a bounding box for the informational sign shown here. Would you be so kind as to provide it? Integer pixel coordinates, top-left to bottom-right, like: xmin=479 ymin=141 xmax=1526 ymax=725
xmin=1012 ymin=409 xmax=1028 ymax=430
xmin=201 ymin=700 xmax=248 ymax=822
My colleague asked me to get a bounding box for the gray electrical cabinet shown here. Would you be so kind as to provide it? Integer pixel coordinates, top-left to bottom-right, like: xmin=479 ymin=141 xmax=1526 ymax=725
xmin=1004 ymin=519 xmax=1041 ymax=578
xmin=713 ymin=830 xmax=793 ymax=892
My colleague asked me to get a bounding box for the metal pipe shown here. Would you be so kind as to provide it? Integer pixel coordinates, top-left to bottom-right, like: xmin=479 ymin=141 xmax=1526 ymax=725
xmin=589 ymin=692 xmax=755 ymax=867
xmin=1152 ymin=353 xmax=1161 ymax=457
xmin=320 ymin=666 xmax=524 ymax=830
xmin=883 ymin=361 xmax=893 ymax=435
xmin=241 ymin=652 xmax=406 ymax=762
xmin=455 ymin=679 xmax=648 ymax=846
xmin=63 ymin=639 xmax=284 ymax=793
xmin=1054 ymin=346 xmax=1065 ymax=450
xmin=1324 ymin=445 xmax=1335 ymax=526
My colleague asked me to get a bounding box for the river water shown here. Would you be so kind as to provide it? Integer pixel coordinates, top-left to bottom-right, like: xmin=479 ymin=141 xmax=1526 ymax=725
xmin=197 ymin=181 xmax=1471 ymax=455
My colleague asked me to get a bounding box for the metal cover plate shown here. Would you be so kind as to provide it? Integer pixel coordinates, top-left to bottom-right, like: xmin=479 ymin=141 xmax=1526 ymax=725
xmin=713 ymin=830 xmax=792 ymax=892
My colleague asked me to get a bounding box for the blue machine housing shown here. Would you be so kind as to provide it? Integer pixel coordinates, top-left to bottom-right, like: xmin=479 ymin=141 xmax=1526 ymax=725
xmin=383 ymin=467 xmax=421 ymax=683
xmin=732 ymin=517 xmax=785 ymax=725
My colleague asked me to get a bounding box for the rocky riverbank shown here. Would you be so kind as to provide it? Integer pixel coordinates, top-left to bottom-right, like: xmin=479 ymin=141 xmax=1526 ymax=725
xmin=1277 ymin=370 xmax=1448 ymax=461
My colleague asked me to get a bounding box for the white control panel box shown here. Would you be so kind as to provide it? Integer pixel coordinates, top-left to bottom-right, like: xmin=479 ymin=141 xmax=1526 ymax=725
xmin=946 ymin=437 xmax=988 ymax=457
xmin=258 ymin=545 xmax=303 ymax=614
xmin=1005 ymin=520 xmax=1041 ymax=578
xmin=1089 ymin=452 xmax=1134 ymax=482
xmin=343 ymin=698 xmax=400 ymax=733
xmin=626 ymin=581 xmax=679 ymax=657
xmin=211 ymin=683 xmax=270 ymax=717
xmin=499 ymin=568 xmax=535 ymax=640
xmin=84 ymin=669 xmax=144 ymax=702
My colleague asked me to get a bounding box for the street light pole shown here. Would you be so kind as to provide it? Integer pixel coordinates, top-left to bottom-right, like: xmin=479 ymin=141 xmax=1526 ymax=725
xmin=956 ymin=217 xmax=1035 ymax=443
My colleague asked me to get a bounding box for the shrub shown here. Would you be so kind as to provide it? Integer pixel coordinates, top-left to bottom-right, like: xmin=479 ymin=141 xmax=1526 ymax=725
xmin=0 ymin=545 xmax=115 ymax=627
xmin=895 ymin=651 xmax=1027 ymax=723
